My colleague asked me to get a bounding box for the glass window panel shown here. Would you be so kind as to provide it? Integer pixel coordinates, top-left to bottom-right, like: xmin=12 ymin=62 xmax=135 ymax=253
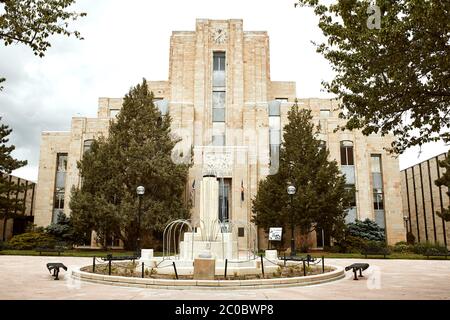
xmin=213 ymin=108 xmax=225 ymax=122
xmin=213 ymin=71 xmax=225 ymax=87
xmin=269 ymin=116 xmax=280 ymax=130
xmin=110 ymin=109 xmax=120 ymax=119
xmin=269 ymin=130 xmax=280 ymax=144
xmin=320 ymin=109 xmax=330 ymax=118
xmin=345 ymin=207 xmax=357 ymax=224
xmin=372 ymin=172 xmax=383 ymax=189
xmin=341 ymin=165 xmax=355 ymax=185
xmin=55 ymin=172 xmax=66 ymax=189
xmin=212 ymin=92 xmax=225 ymax=108
xmin=347 ymin=147 xmax=354 ymax=165
xmin=212 ymin=135 xmax=225 ymax=146
xmin=154 ymin=99 xmax=169 ymax=115
xmin=275 ymin=98 xmax=288 ymax=102
xmin=269 ymin=144 xmax=280 ymax=175
xmin=268 ymin=100 xmax=281 ymax=116
xmin=342 ymin=140 xmax=353 ymax=147
xmin=375 ymin=210 xmax=385 ymax=229
xmin=213 ymin=52 xmax=225 ymax=71
xmin=371 ymin=155 xmax=382 ymax=173
xmin=57 ymin=154 xmax=67 ymax=172
xmin=83 ymin=140 xmax=94 ymax=154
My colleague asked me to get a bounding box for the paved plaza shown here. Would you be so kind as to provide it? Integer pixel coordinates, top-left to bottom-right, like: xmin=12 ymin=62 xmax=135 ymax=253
xmin=0 ymin=256 xmax=449 ymax=300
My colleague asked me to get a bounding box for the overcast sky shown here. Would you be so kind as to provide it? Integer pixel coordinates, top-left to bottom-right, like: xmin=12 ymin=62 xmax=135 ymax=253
xmin=0 ymin=0 xmax=448 ymax=182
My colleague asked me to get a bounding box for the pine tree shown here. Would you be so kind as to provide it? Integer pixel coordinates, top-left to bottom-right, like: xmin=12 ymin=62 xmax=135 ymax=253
xmin=252 ymin=101 xmax=351 ymax=251
xmin=70 ymin=79 xmax=191 ymax=250
xmin=0 ymin=117 xmax=28 ymax=241
xmin=435 ymin=151 xmax=450 ymax=221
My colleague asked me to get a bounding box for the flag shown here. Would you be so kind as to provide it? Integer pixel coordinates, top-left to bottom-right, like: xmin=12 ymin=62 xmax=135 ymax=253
xmin=190 ymin=179 xmax=196 ymax=205
xmin=241 ymin=180 xmax=244 ymax=202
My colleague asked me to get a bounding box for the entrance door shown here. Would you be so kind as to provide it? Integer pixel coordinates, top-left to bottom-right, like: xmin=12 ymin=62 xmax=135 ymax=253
xmin=218 ymin=178 xmax=231 ymax=222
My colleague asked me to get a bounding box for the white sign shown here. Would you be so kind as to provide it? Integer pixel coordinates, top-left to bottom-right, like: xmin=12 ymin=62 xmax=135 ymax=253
xmin=268 ymin=227 xmax=282 ymax=241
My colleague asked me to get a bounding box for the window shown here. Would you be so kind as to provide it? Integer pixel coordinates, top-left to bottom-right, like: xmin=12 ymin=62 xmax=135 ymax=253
xmin=275 ymin=98 xmax=288 ymax=103
xmin=213 ymin=52 xmax=226 ymax=87
xmin=212 ymin=123 xmax=225 ymax=146
xmin=340 ymin=141 xmax=354 ymax=165
xmin=53 ymin=153 xmax=68 ymax=223
xmin=83 ymin=140 xmax=94 ymax=154
xmin=238 ymin=227 xmax=245 ymax=237
xmin=212 ymin=91 xmax=225 ymax=122
xmin=213 ymin=52 xmax=226 ymax=71
xmin=320 ymin=109 xmax=331 ymax=118
xmin=371 ymin=154 xmax=385 ymax=229
xmin=110 ymin=109 xmax=120 ymax=119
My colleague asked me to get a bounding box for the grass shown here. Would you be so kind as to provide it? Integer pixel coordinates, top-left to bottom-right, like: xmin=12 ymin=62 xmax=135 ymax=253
xmin=260 ymin=251 xmax=450 ymax=260
xmin=0 ymin=249 xmax=448 ymax=260
xmin=0 ymin=249 xmax=163 ymax=258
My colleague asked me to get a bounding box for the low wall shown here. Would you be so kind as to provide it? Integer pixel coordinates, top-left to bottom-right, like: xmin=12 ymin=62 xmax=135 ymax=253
xmin=71 ymin=265 xmax=345 ymax=290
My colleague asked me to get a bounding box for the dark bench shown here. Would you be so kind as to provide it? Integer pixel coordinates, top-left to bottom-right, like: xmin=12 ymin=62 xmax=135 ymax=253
xmin=424 ymin=249 xmax=449 ymax=260
xmin=35 ymin=247 xmax=65 ymax=256
xmin=46 ymin=263 xmax=67 ymax=280
xmin=101 ymin=254 xmax=140 ymax=262
xmin=345 ymin=263 xmax=370 ymax=280
xmin=361 ymin=247 xmax=390 ymax=259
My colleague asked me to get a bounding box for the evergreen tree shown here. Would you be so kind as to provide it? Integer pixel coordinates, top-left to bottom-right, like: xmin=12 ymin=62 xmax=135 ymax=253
xmin=435 ymin=151 xmax=450 ymax=221
xmin=252 ymin=101 xmax=351 ymax=250
xmin=0 ymin=117 xmax=28 ymax=241
xmin=70 ymin=79 xmax=191 ymax=250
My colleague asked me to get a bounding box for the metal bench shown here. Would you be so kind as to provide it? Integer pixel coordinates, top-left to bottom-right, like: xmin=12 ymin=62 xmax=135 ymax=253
xmin=345 ymin=263 xmax=370 ymax=280
xmin=35 ymin=247 xmax=65 ymax=256
xmin=101 ymin=254 xmax=140 ymax=262
xmin=361 ymin=247 xmax=390 ymax=259
xmin=46 ymin=263 xmax=67 ymax=280
xmin=424 ymin=249 xmax=449 ymax=260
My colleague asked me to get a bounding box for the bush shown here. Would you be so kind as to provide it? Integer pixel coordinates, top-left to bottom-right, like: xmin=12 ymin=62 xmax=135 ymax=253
xmin=392 ymin=241 xmax=412 ymax=253
xmin=7 ymin=232 xmax=56 ymax=250
xmin=411 ymin=242 xmax=448 ymax=255
xmin=347 ymin=219 xmax=386 ymax=241
xmin=335 ymin=235 xmax=367 ymax=253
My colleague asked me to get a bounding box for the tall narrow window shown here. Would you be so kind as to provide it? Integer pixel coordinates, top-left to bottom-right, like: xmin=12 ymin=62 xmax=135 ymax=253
xmin=53 ymin=153 xmax=68 ymax=223
xmin=371 ymin=154 xmax=385 ymax=229
xmin=340 ymin=141 xmax=357 ymax=223
xmin=212 ymin=52 xmax=226 ymax=145
xmin=269 ymin=100 xmax=281 ymax=174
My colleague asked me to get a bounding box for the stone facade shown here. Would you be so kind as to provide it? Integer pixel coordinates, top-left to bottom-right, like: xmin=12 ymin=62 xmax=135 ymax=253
xmin=0 ymin=174 xmax=36 ymax=241
xmin=401 ymin=152 xmax=450 ymax=248
xmin=33 ymin=19 xmax=405 ymax=248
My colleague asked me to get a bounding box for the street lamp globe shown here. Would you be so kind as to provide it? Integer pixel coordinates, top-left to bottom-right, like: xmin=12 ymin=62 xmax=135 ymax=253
xmin=287 ymin=185 xmax=296 ymax=195
xmin=136 ymin=186 xmax=145 ymax=195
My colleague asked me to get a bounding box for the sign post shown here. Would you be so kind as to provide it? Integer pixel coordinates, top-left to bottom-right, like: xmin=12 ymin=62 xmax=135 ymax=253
xmin=268 ymin=227 xmax=282 ymax=250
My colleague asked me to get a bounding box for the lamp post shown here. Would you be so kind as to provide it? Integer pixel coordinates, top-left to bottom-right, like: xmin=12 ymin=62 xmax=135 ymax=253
xmin=403 ymin=215 xmax=409 ymax=236
xmin=136 ymin=186 xmax=145 ymax=256
xmin=287 ymin=184 xmax=296 ymax=256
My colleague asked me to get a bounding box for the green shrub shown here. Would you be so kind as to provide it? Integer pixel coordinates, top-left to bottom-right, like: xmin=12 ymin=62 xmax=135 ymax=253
xmin=392 ymin=241 xmax=413 ymax=253
xmin=411 ymin=242 xmax=447 ymax=255
xmin=7 ymin=232 xmax=56 ymax=250
xmin=347 ymin=219 xmax=386 ymax=241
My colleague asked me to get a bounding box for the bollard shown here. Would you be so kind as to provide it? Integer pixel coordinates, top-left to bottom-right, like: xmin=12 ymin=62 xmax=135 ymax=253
xmin=173 ymin=262 xmax=179 ymax=279
xmin=141 ymin=262 xmax=145 ymax=278
xmin=260 ymin=254 xmax=265 ymax=278
xmin=108 ymin=259 xmax=112 ymax=276
xmin=92 ymin=256 xmax=96 ymax=273
xmin=322 ymin=256 xmax=325 ymax=273
xmin=302 ymin=260 xmax=306 ymax=276
xmin=284 ymin=253 xmax=286 ymax=267
xmin=224 ymin=259 xmax=228 ymax=279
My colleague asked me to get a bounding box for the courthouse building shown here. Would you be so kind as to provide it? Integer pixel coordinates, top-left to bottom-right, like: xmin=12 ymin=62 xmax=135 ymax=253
xmin=34 ymin=19 xmax=405 ymax=248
